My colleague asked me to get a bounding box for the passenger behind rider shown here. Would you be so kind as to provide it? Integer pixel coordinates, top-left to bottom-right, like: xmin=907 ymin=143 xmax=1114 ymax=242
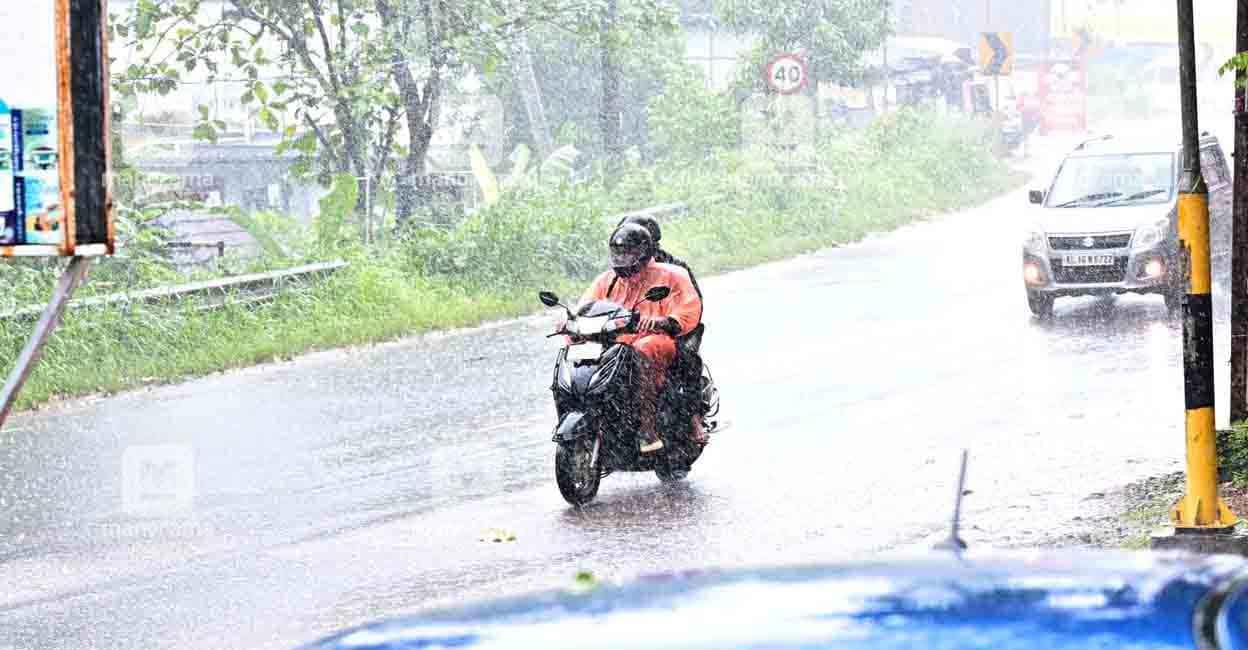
xmin=617 ymin=214 xmax=702 ymax=300
xmin=578 ymin=223 xmax=702 ymax=453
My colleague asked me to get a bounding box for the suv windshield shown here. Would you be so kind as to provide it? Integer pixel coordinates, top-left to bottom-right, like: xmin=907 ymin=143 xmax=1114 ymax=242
xmin=1047 ymin=153 xmax=1175 ymax=207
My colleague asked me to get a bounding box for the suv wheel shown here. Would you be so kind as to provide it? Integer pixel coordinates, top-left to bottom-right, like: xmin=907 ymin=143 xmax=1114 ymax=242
xmin=1027 ymin=291 xmax=1054 ymax=319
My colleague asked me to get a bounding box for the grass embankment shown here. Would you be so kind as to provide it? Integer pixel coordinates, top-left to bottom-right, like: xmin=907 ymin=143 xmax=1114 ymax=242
xmin=0 ymin=109 xmax=1023 ymax=411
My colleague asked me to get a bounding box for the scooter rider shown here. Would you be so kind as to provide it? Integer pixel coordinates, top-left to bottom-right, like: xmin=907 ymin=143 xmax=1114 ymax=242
xmin=617 ymin=214 xmax=702 ymax=300
xmin=579 ymin=223 xmax=702 ymax=453
xmin=618 ymin=213 xmax=709 ymax=445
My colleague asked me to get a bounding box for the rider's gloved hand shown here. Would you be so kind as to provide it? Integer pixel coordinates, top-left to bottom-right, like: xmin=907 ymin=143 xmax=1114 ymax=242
xmin=639 ymin=315 xmax=681 ymax=336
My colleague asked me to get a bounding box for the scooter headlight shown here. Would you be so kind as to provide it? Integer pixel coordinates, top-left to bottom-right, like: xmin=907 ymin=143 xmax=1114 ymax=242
xmin=558 ymin=359 xmax=573 ymax=390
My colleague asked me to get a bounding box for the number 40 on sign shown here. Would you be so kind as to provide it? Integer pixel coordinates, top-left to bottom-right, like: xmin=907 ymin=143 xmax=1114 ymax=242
xmin=765 ymin=53 xmax=808 ymax=95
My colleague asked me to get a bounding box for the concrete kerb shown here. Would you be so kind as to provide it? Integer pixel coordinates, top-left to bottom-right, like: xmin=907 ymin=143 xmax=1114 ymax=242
xmin=1150 ymin=527 xmax=1248 ymax=555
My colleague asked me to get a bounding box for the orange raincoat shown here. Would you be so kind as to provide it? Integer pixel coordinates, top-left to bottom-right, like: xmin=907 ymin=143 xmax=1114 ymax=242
xmin=579 ymin=261 xmax=702 ymax=441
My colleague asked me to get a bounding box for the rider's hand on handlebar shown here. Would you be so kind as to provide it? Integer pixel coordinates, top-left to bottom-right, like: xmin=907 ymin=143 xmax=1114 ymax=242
xmin=638 ymin=315 xmax=681 ymax=335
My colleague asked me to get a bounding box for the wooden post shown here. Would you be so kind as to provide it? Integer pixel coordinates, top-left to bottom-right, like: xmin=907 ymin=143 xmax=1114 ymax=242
xmin=0 ymin=256 xmax=92 ymax=430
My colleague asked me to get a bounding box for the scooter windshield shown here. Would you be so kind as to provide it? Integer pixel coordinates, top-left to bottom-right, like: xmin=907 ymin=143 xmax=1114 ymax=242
xmin=571 ymin=315 xmax=612 ymax=336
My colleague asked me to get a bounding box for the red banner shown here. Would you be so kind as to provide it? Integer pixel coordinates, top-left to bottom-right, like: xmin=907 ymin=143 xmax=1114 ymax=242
xmin=1038 ymin=60 xmax=1087 ymax=134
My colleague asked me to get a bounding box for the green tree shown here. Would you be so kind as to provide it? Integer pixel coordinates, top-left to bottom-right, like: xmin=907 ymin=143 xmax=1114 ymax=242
xmin=112 ymin=0 xmax=404 ymax=216
xmin=111 ymin=0 xmax=667 ymax=222
xmin=648 ymin=63 xmax=738 ymax=160
xmin=714 ymin=0 xmax=891 ymax=89
xmin=492 ymin=16 xmax=681 ymax=164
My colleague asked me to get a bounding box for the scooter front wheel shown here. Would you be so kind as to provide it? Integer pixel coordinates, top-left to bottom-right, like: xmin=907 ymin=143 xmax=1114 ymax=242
xmin=555 ymin=435 xmax=601 ymax=505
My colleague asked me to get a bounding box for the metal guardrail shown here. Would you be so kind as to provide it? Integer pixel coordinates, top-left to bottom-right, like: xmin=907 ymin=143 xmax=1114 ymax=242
xmin=606 ymin=195 xmax=729 ymax=227
xmin=0 ymin=260 xmax=349 ymax=321
xmin=609 ymin=202 xmax=691 ymax=224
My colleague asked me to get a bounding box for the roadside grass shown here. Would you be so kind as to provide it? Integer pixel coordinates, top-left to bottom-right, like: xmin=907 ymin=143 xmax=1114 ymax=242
xmin=1110 ymin=472 xmax=1185 ymax=550
xmin=7 ymin=270 xmax=588 ymax=409
xmin=1103 ymin=431 xmax=1248 ymax=551
xmin=1119 ymin=498 xmax=1175 ymax=550
xmin=0 ymin=109 xmax=1025 ymax=412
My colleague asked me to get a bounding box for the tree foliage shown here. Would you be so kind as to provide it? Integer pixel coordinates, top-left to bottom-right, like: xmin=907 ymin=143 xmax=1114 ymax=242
xmin=648 ymin=63 xmax=738 ymax=160
xmin=492 ymin=16 xmax=681 ymax=163
xmin=111 ymin=0 xmax=671 ymax=220
xmin=714 ymin=0 xmax=890 ymax=87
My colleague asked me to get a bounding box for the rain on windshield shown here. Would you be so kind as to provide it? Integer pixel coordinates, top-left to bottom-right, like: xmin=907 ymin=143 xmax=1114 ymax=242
xmin=0 ymin=1 xmax=1246 ymax=649
xmin=1046 ymin=153 xmax=1176 ymax=207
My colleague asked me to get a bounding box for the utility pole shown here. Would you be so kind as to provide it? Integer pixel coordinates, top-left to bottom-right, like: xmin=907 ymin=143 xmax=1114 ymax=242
xmin=1232 ymin=0 xmax=1248 ymax=423
xmin=599 ymin=0 xmax=623 ymax=184
xmin=1168 ymin=0 xmax=1239 ymax=534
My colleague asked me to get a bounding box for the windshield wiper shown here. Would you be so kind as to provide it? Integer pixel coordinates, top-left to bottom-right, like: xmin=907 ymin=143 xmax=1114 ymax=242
xmin=1054 ymin=192 xmax=1122 ymax=208
xmin=1095 ymin=189 xmax=1167 ymax=206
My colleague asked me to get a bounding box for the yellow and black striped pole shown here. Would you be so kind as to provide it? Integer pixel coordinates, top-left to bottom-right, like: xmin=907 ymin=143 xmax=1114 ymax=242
xmin=1171 ymin=0 xmax=1238 ymax=532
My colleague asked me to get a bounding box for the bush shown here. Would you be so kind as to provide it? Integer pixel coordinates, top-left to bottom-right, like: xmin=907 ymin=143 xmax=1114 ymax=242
xmin=1220 ymin=423 xmax=1248 ymax=486
xmin=398 ymin=182 xmax=623 ymax=290
xmin=648 ymin=63 xmax=740 ymax=161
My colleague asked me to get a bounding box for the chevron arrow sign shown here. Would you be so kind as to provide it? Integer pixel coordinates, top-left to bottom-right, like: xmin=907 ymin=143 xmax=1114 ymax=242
xmin=978 ymin=32 xmax=1014 ymax=76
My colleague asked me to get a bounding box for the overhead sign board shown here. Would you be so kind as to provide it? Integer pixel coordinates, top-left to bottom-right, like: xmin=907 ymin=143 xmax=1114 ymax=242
xmin=0 ymin=1 xmax=113 ymax=258
xmin=765 ymin=53 xmax=809 ymax=95
xmin=979 ymin=32 xmax=1014 ymax=76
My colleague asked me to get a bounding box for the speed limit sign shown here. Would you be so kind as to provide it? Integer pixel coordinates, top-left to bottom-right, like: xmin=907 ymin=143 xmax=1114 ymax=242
xmin=765 ymin=53 xmax=808 ymax=95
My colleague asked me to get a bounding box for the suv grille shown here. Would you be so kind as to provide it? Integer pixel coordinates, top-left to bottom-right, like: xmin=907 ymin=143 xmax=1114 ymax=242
xmin=1051 ymin=256 xmax=1129 ymax=284
xmin=1048 ymin=233 xmax=1133 ymax=250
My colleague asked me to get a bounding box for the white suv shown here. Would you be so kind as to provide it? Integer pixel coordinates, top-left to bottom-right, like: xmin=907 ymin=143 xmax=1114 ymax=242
xmin=1022 ymin=133 xmax=1231 ymax=318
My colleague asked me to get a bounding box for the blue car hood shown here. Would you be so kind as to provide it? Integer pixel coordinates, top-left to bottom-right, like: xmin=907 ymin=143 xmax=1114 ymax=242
xmin=300 ymin=550 xmax=1248 ymax=650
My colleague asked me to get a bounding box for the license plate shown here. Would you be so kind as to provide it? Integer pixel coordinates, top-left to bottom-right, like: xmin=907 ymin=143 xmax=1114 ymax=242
xmin=566 ymin=342 xmax=603 ymax=362
xmin=1061 ymin=254 xmax=1115 ymax=267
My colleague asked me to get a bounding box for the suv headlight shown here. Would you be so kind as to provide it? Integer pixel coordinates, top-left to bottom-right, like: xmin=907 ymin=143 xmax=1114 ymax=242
xmin=1132 ymin=219 xmax=1169 ymax=252
xmin=1024 ymin=230 xmax=1047 ymax=254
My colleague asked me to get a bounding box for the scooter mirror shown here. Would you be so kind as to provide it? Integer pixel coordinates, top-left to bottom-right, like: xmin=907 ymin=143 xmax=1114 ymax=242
xmin=645 ymin=287 xmax=671 ymax=302
xmin=539 ymin=291 xmax=561 ymax=307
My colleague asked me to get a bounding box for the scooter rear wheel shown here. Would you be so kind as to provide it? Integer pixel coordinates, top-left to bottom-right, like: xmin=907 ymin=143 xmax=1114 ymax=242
xmin=556 ymin=435 xmax=600 ymax=505
xmin=655 ymin=464 xmax=689 ymax=483
xmin=655 ymin=453 xmax=690 ymax=483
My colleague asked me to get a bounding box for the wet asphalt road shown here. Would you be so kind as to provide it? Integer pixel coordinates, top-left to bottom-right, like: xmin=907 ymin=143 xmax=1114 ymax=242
xmin=0 ymin=129 xmax=1238 ymax=649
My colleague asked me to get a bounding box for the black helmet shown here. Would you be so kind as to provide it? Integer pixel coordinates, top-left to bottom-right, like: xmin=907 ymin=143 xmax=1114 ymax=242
xmin=609 ymin=223 xmax=654 ymax=278
xmin=618 ymin=214 xmax=661 ymax=244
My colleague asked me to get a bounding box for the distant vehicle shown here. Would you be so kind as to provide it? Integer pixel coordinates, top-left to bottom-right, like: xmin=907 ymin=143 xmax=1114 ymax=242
xmin=1021 ymin=132 xmax=1232 ymax=318
xmin=297 ymin=550 xmax=1248 ymax=649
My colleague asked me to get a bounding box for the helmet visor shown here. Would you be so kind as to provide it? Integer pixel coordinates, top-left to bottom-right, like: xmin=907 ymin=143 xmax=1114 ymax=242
xmin=609 ymin=245 xmax=643 ymax=270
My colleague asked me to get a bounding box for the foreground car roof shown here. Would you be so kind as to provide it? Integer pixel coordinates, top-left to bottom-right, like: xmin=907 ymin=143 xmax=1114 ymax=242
xmin=299 ymin=551 xmax=1248 ymax=650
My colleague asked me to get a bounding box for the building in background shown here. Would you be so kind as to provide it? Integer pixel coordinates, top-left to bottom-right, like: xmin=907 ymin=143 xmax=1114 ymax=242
xmin=678 ymin=0 xmax=757 ymax=92
xmin=891 ymin=0 xmax=1051 ymax=57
